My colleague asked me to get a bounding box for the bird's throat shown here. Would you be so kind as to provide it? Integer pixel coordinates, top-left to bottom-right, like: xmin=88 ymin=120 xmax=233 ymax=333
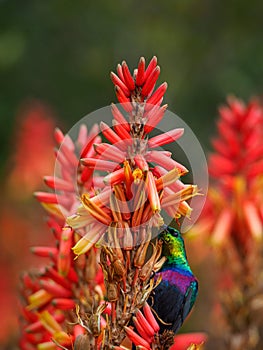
xmin=164 ymin=255 xmax=193 ymax=275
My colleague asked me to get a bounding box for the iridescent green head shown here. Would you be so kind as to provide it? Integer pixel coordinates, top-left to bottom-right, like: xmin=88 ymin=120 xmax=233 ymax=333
xmin=158 ymin=225 xmax=189 ymax=268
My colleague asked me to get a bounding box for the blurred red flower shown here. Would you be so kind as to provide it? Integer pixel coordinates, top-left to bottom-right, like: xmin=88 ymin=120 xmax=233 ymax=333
xmin=0 ymin=100 xmax=57 ymax=347
xmin=194 ymin=96 xmax=263 ymax=249
xmin=171 ymin=332 xmax=207 ymax=350
xmin=8 ymin=100 xmax=56 ymax=199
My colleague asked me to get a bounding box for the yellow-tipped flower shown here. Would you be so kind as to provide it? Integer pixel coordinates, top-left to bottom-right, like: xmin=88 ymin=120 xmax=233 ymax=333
xmin=72 ymin=224 xmax=106 ymax=256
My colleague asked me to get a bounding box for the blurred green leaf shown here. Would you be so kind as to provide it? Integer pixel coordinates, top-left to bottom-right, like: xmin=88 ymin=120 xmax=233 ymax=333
xmin=0 ymin=31 xmax=26 ymax=69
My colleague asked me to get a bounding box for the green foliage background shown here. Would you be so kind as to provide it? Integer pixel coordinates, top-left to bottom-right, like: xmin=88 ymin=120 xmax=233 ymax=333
xmin=1 ymin=0 xmax=263 ymax=173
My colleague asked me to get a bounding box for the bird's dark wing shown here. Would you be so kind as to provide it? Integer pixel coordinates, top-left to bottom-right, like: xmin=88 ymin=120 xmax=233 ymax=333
xmin=150 ymin=278 xmax=198 ymax=334
xmin=170 ymin=280 xmax=198 ymax=333
xmin=151 ymin=281 xmax=185 ymax=333
xmin=181 ymin=280 xmax=198 ymax=324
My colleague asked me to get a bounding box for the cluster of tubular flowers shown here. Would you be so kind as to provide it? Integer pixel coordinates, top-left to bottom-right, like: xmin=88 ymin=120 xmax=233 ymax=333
xmin=19 ymin=57 xmax=199 ymax=350
xmin=194 ymin=96 xmax=263 ymax=248
xmin=67 ymin=56 xmax=198 ymax=256
xmin=19 ymin=126 xmax=105 ymax=350
xmin=124 ymin=303 xmax=206 ymax=350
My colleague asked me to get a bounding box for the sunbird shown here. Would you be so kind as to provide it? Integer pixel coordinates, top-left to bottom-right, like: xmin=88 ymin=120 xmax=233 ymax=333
xmin=152 ymin=225 xmax=198 ymax=334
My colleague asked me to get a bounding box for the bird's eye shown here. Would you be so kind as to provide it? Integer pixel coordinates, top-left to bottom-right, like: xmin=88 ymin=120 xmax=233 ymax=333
xmin=166 ymin=226 xmax=179 ymax=237
xmin=171 ymin=229 xmax=179 ymax=237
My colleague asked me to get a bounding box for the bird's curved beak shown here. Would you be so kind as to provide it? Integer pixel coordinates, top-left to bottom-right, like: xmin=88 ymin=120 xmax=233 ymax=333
xmin=160 ymin=224 xmax=168 ymax=231
xmin=158 ymin=224 xmax=168 ymax=240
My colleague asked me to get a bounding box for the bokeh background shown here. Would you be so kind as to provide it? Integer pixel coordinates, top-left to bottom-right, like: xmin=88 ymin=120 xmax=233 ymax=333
xmin=1 ymin=1 xmax=263 ymax=348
